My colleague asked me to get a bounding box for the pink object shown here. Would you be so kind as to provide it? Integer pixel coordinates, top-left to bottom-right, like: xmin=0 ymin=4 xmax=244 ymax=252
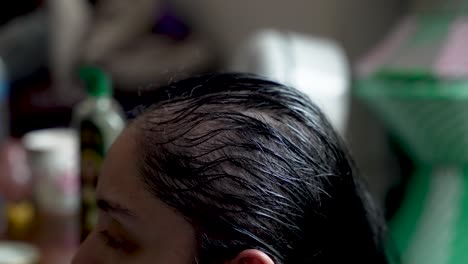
xmin=0 ymin=140 xmax=32 ymax=201
xmin=357 ymin=16 xmax=417 ymax=77
xmin=434 ymin=17 xmax=468 ymax=78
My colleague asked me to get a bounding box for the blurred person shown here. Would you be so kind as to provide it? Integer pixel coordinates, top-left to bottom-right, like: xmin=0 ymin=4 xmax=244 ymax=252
xmin=50 ymin=0 xmax=212 ymax=105
xmin=72 ymin=73 xmax=389 ymax=264
xmin=47 ymin=0 xmax=91 ymax=105
xmin=0 ymin=0 xmax=213 ymax=107
xmin=0 ymin=0 xmax=89 ymax=106
xmin=81 ymin=0 xmax=213 ymax=89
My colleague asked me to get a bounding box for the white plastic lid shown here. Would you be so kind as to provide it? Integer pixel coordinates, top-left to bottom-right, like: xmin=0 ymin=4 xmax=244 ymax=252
xmin=23 ymin=128 xmax=78 ymax=152
xmin=22 ymin=128 xmax=78 ymax=165
xmin=0 ymin=242 xmax=40 ymax=264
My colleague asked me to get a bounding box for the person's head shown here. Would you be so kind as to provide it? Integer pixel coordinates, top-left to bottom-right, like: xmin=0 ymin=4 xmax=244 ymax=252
xmin=72 ymin=73 xmax=388 ymax=264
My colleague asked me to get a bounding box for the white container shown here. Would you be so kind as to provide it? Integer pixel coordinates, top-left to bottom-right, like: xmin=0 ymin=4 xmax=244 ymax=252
xmin=0 ymin=242 xmax=39 ymax=264
xmin=229 ymin=30 xmax=350 ymax=136
xmin=22 ymin=128 xmax=79 ymax=215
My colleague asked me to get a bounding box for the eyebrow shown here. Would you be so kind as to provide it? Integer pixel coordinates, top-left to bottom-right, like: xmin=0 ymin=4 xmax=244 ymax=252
xmin=97 ymin=198 xmax=137 ymax=219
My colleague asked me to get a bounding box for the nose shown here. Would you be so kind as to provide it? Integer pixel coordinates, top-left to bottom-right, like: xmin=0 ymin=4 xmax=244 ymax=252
xmin=72 ymin=233 xmax=98 ymax=264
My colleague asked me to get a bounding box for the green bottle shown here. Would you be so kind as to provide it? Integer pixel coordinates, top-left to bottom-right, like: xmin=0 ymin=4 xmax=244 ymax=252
xmin=73 ymin=67 xmax=125 ymax=241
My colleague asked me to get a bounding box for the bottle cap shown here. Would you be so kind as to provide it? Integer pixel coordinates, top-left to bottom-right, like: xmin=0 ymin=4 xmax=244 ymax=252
xmin=79 ymin=66 xmax=112 ymax=97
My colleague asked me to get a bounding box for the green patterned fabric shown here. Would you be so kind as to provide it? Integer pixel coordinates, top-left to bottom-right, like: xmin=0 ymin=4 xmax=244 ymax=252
xmin=355 ymin=9 xmax=468 ymax=262
xmin=356 ymin=77 xmax=468 ymax=264
xmin=356 ymin=77 xmax=468 ymax=164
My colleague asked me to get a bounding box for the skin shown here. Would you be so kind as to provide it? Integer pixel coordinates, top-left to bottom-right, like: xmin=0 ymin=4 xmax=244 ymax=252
xmin=72 ymin=127 xmax=196 ymax=264
xmin=72 ymin=126 xmax=274 ymax=264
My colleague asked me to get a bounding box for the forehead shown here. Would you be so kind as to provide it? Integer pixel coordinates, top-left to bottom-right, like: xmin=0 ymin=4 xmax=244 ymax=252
xmin=97 ymin=127 xmax=141 ymax=204
xmin=97 ymin=127 xmax=174 ymax=220
xmin=97 ymin=127 xmax=196 ymax=253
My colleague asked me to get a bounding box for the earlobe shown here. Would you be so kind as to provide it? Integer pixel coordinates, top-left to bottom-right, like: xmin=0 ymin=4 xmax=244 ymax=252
xmin=228 ymin=249 xmax=275 ymax=264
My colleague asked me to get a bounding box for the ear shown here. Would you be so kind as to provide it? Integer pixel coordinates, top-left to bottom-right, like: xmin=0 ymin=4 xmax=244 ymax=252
xmin=226 ymin=249 xmax=275 ymax=264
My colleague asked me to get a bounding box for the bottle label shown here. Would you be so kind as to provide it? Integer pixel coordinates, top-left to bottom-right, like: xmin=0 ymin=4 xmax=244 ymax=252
xmin=79 ymin=120 xmax=105 ymax=241
xmin=35 ymin=163 xmax=79 ymax=215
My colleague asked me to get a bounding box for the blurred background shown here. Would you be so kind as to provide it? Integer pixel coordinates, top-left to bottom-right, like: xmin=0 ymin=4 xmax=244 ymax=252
xmin=1 ymin=0 xmax=467 ymax=263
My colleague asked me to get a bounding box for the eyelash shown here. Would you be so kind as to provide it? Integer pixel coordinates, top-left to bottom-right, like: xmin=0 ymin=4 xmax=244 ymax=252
xmin=100 ymin=230 xmax=126 ymax=250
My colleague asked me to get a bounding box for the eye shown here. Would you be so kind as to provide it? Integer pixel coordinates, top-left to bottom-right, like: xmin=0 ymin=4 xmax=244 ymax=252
xmin=100 ymin=230 xmax=124 ymax=248
xmin=99 ymin=230 xmax=138 ymax=254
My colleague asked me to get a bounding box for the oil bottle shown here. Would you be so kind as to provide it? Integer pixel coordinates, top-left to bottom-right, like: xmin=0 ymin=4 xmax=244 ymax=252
xmin=73 ymin=66 xmax=125 ymax=241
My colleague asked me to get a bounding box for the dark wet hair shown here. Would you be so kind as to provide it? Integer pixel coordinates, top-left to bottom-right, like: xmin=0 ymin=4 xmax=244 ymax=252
xmin=132 ymin=73 xmax=389 ymax=263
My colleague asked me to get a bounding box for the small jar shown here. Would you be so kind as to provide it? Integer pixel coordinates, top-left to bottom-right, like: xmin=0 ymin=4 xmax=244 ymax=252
xmin=22 ymin=129 xmax=79 ymax=251
xmin=22 ymin=129 xmax=79 ymax=216
xmin=0 ymin=241 xmax=40 ymax=264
